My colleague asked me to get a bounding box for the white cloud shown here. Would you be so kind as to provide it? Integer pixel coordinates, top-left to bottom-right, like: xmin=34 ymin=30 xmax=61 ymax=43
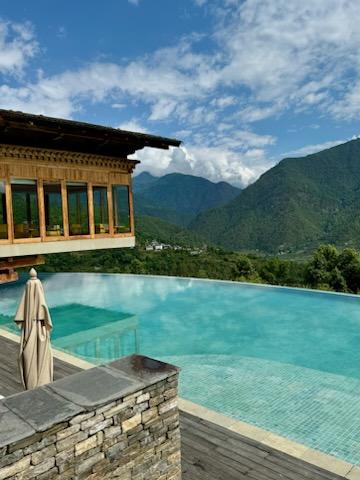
xmin=117 ymin=119 xmax=148 ymax=133
xmin=128 ymin=0 xmax=139 ymax=5
xmin=132 ymin=144 xmax=269 ymax=187
xmin=0 ymin=20 xmax=38 ymax=75
xmin=2 ymin=1 xmax=360 ymax=184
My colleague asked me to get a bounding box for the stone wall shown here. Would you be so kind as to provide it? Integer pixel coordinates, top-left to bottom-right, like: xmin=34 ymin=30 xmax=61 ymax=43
xmin=0 ymin=355 xmax=181 ymax=480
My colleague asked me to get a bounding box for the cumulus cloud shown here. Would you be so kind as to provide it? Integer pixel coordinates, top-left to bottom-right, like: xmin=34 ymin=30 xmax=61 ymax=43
xmin=2 ymin=1 xmax=360 ymax=184
xmin=133 ymin=144 xmax=269 ymax=187
xmin=0 ymin=20 xmax=38 ymax=75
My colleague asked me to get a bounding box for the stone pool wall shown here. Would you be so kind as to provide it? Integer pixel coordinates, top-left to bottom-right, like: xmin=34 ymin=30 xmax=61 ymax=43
xmin=0 ymin=355 xmax=181 ymax=480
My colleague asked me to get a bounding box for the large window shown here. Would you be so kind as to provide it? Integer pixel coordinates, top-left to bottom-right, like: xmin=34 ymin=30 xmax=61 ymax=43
xmin=0 ymin=181 xmax=7 ymax=239
xmin=93 ymin=186 xmax=109 ymax=234
xmin=44 ymin=183 xmax=64 ymax=236
xmin=112 ymin=185 xmax=131 ymax=233
xmin=11 ymin=179 xmax=40 ymax=239
xmin=67 ymin=183 xmax=89 ymax=236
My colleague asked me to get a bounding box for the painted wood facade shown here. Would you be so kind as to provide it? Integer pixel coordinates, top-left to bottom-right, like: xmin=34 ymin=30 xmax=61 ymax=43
xmin=0 ymin=109 xmax=180 ymax=282
xmin=0 ymin=145 xmax=136 ymax=254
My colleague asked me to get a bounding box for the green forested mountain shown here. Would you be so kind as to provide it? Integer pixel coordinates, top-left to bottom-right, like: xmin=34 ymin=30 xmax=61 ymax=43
xmin=132 ymin=172 xmax=158 ymax=193
xmin=190 ymin=138 xmax=360 ymax=254
xmin=135 ymin=215 xmax=203 ymax=246
xmin=133 ymin=172 xmax=240 ymax=226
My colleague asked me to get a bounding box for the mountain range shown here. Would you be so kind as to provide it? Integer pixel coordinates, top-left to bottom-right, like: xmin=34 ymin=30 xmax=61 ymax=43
xmin=135 ymin=138 xmax=360 ymax=254
xmin=134 ymin=172 xmax=240 ymax=227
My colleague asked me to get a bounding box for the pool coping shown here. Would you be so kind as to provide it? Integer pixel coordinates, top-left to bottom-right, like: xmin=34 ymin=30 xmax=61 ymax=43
xmin=179 ymin=398 xmax=360 ymax=479
xmin=26 ymin=271 xmax=360 ymax=300
xmin=1 ymin=328 xmax=359 ymax=479
xmin=0 ymin=328 xmax=94 ymax=370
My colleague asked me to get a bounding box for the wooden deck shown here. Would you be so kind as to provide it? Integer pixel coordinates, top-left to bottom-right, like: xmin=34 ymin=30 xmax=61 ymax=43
xmin=0 ymin=336 xmax=81 ymax=397
xmin=180 ymin=411 xmax=347 ymax=480
xmin=0 ymin=336 xmax=349 ymax=480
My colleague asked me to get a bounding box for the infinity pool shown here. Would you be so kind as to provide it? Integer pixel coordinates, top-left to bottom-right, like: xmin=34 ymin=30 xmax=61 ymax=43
xmin=1 ymin=273 xmax=360 ymax=464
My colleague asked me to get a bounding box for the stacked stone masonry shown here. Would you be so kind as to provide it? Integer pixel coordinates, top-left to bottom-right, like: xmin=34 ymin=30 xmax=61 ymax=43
xmin=0 ymin=355 xmax=181 ymax=480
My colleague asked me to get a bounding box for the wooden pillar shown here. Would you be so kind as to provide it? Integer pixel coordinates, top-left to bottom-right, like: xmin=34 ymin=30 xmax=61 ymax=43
xmin=128 ymin=178 xmax=135 ymax=236
xmin=5 ymin=177 xmax=13 ymax=243
xmin=107 ymin=184 xmax=114 ymax=235
xmin=37 ymin=179 xmax=46 ymax=240
xmin=61 ymin=180 xmax=69 ymax=238
xmin=87 ymin=183 xmax=95 ymax=237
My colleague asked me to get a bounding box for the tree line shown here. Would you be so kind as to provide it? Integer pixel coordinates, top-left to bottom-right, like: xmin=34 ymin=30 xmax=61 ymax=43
xmin=38 ymin=244 xmax=360 ymax=294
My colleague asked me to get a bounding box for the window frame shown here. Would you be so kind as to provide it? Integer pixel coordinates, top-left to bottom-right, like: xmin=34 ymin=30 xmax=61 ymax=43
xmin=92 ymin=183 xmax=111 ymax=237
xmin=43 ymin=181 xmax=66 ymax=241
xmin=11 ymin=178 xmax=41 ymax=242
xmin=66 ymin=181 xmax=91 ymax=238
xmin=111 ymin=183 xmax=132 ymax=235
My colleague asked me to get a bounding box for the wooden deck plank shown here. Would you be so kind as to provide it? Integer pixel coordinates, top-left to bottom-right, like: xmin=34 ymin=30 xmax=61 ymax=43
xmin=0 ymin=336 xmax=351 ymax=480
xmin=180 ymin=411 xmax=349 ymax=480
xmin=0 ymin=335 xmax=81 ymax=396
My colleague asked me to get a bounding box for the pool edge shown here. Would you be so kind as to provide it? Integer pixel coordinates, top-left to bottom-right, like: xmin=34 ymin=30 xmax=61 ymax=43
xmin=2 ymin=327 xmax=359 ymax=479
xmin=0 ymin=328 xmax=94 ymax=370
xmin=179 ymin=397 xmax=360 ymax=479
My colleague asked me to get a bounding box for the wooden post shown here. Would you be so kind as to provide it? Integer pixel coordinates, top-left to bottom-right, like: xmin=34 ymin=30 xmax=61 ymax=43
xmin=88 ymin=183 xmax=95 ymax=237
xmin=5 ymin=177 xmax=13 ymax=243
xmin=61 ymin=180 xmax=69 ymax=238
xmin=108 ymin=184 xmax=114 ymax=235
xmin=38 ymin=179 xmax=46 ymax=240
xmin=128 ymin=177 xmax=135 ymax=236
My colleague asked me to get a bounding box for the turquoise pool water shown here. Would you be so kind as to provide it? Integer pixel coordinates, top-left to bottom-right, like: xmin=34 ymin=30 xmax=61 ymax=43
xmin=1 ymin=273 xmax=360 ymax=464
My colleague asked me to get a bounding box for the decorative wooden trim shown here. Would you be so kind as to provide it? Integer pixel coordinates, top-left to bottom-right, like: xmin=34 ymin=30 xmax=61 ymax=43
xmin=0 ymin=144 xmax=138 ymax=173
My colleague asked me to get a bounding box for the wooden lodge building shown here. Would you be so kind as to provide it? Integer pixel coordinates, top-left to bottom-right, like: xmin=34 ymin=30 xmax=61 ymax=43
xmin=0 ymin=109 xmax=180 ymax=283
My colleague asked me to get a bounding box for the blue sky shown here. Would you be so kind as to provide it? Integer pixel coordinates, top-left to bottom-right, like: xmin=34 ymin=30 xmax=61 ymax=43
xmin=1 ymin=0 xmax=360 ymax=186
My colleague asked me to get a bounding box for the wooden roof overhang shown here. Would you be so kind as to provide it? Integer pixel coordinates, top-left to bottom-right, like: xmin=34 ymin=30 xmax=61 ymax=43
xmin=0 ymin=109 xmax=181 ymax=159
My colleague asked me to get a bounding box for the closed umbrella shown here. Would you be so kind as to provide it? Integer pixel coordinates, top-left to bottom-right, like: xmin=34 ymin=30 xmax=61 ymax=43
xmin=14 ymin=268 xmax=53 ymax=390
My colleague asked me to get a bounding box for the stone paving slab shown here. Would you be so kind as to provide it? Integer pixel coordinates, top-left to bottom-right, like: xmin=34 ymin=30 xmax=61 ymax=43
xmin=4 ymin=386 xmax=82 ymax=432
xmin=107 ymin=354 xmax=179 ymax=385
xmin=48 ymin=365 xmax=143 ymax=409
xmin=0 ymin=402 xmax=35 ymax=448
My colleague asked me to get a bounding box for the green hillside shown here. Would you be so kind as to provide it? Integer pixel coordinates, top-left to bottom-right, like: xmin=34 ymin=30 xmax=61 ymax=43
xmin=135 ymin=215 xmax=203 ymax=246
xmin=133 ymin=172 xmax=240 ymax=226
xmin=190 ymin=138 xmax=360 ymax=254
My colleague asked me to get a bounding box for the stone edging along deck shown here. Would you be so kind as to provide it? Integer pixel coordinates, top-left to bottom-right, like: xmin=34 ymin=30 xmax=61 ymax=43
xmin=1 ymin=329 xmax=359 ymax=480
xmin=178 ymin=398 xmax=360 ymax=480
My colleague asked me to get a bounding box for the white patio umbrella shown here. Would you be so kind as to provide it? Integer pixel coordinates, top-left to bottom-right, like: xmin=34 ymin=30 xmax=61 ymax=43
xmin=14 ymin=268 xmax=53 ymax=390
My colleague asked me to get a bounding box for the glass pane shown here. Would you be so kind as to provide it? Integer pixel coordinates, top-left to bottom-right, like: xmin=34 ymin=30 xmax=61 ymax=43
xmin=44 ymin=183 xmax=64 ymax=236
xmin=11 ymin=179 xmax=40 ymax=239
xmin=67 ymin=183 xmax=89 ymax=236
xmin=0 ymin=181 xmax=7 ymax=239
xmin=112 ymin=185 xmax=131 ymax=233
xmin=93 ymin=186 xmax=109 ymax=234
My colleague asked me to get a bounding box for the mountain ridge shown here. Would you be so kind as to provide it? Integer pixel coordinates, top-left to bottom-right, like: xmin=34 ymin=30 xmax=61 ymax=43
xmin=133 ymin=171 xmax=241 ymax=227
xmin=189 ymin=138 xmax=360 ymax=253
